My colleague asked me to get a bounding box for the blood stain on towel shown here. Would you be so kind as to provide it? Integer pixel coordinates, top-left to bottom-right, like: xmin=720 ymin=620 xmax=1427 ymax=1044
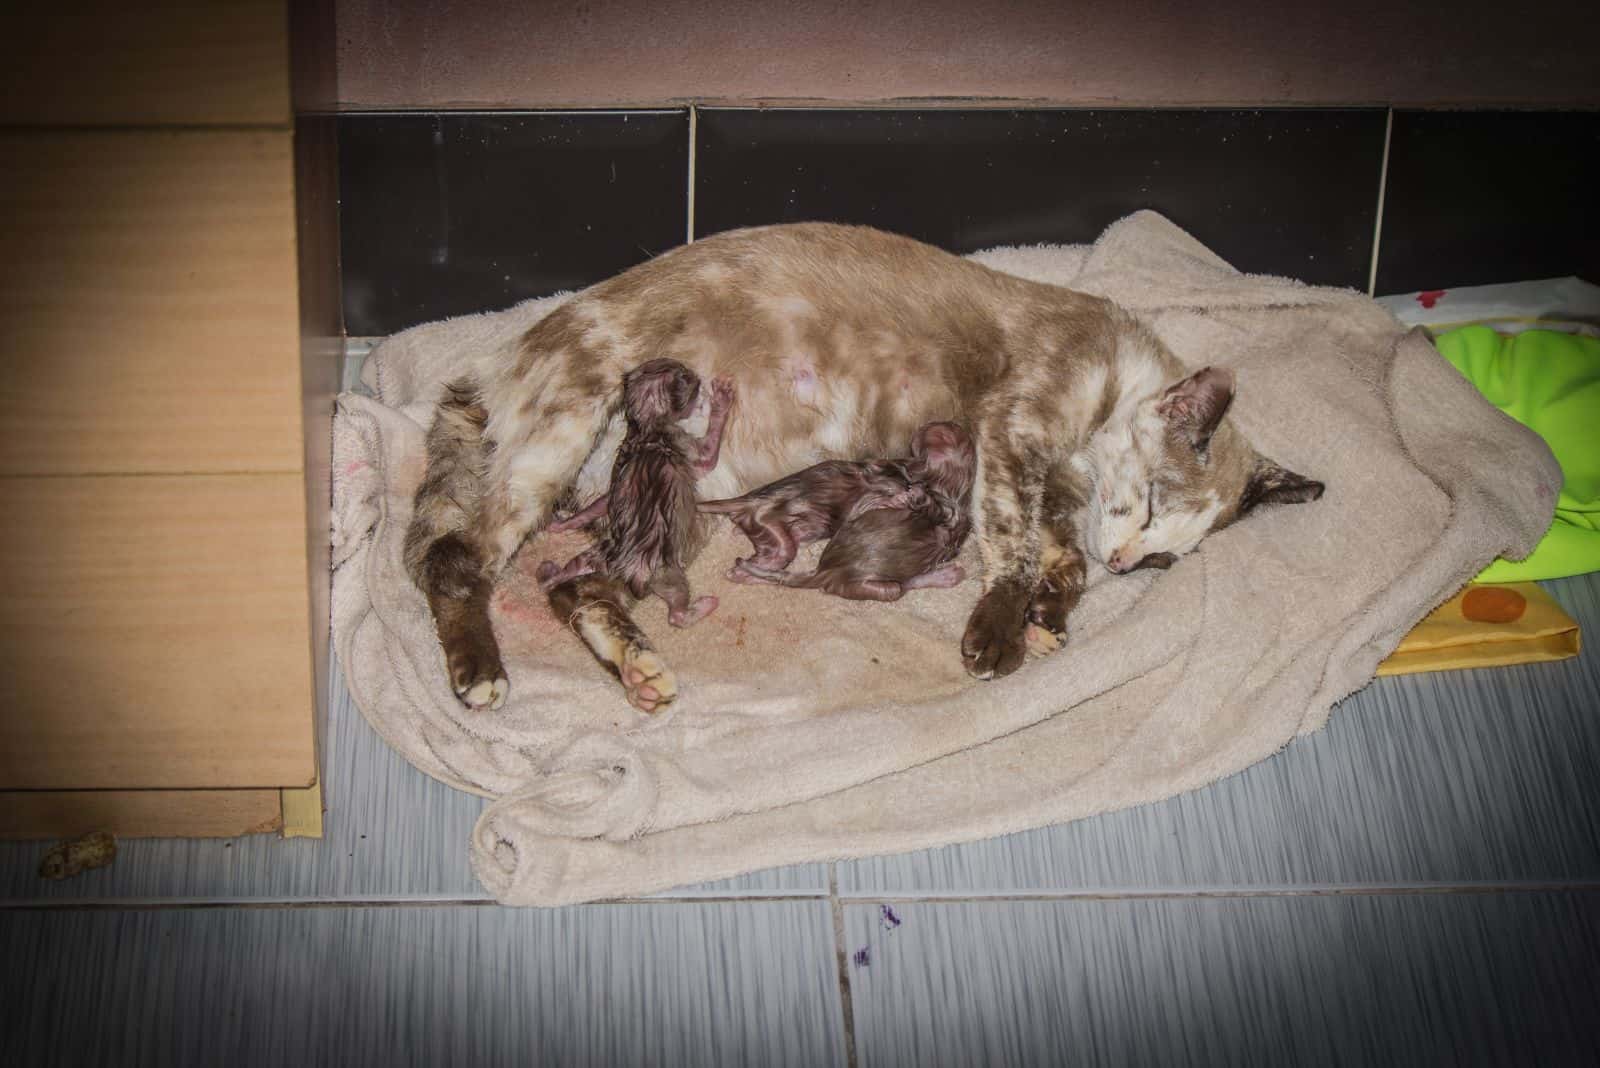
xmin=879 ymin=904 xmax=902 ymax=930
xmin=490 ymin=553 xmax=570 ymax=639
xmin=491 ymin=583 xmax=558 ymax=630
xmin=1461 ymin=586 xmax=1527 ymax=624
xmin=1416 ymin=289 xmax=1447 ymax=309
xmin=852 ymin=947 xmax=871 ymax=968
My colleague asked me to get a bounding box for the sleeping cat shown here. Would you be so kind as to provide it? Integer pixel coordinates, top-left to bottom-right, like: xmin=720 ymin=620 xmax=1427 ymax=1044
xmin=403 ymin=223 xmax=1323 ymax=711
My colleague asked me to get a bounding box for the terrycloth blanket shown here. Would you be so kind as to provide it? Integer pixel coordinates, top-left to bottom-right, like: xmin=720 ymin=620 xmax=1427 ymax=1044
xmin=331 ymin=211 xmax=1559 ymax=906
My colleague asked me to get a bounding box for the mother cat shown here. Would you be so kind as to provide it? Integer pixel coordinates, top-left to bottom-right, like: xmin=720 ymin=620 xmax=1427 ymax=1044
xmin=404 ymin=222 xmax=1323 ymax=711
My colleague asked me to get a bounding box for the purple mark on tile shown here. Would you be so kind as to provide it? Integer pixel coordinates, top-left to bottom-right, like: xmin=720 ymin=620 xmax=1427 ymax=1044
xmin=852 ymin=946 xmax=871 ymax=968
xmin=879 ymin=904 xmax=903 ymax=930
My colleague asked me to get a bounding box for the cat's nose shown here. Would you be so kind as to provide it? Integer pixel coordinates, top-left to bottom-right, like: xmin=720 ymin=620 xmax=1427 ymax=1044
xmin=1106 ymin=548 xmax=1133 ymax=574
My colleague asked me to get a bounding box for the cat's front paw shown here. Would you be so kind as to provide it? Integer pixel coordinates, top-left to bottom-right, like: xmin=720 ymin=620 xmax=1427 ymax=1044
xmin=961 ymin=585 xmax=1030 ymax=680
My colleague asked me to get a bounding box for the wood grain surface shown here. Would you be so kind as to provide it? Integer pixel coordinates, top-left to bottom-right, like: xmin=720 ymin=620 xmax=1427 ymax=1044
xmin=0 ymin=129 xmax=303 ymax=476
xmin=0 ymin=3 xmax=291 ymax=126
xmin=0 ymin=474 xmax=314 ymax=790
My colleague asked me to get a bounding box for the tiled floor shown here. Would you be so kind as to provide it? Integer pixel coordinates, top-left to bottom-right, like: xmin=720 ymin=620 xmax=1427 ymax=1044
xmin=5 ymin=581 xmax=1596 ymax=1065
xmin=3 ymin=345 xmax=1597 ymax=1065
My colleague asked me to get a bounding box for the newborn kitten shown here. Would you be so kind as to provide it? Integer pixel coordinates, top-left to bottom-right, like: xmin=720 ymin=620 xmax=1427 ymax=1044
xmin=539 ymin=358 xmax=734 ymax=628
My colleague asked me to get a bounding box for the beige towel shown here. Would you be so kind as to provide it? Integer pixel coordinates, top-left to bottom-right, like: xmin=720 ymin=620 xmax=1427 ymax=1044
xmin=331 ymin=212 xmax=1558 ymax=905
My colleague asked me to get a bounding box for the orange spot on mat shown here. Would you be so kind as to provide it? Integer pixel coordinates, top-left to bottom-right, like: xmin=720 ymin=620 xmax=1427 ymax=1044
xmin=1461 ymin=586 xmax=1526 ymax=624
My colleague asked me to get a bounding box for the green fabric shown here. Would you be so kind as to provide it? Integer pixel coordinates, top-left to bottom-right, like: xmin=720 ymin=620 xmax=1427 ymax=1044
xmin=1435 ymin=325 xmax=1600 ymax=581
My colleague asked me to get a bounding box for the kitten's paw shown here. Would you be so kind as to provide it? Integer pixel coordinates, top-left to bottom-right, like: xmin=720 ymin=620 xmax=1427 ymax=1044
xmin=669 ymin=595 xmax=718 ymax=628
xmin=621 ymin=646 xmax=678 ymax=713
xmin=961 ymin=587 xmax=1030 ymax=680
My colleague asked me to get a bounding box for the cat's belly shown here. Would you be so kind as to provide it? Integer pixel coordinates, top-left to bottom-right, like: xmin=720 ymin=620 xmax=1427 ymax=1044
xmin=697 ymin=371 xmax=961 ymax=500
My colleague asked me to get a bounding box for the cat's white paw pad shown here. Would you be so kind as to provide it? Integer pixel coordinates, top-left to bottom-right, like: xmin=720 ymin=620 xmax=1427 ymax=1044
xmin=461 ymin=676 xmax=510 ymax=711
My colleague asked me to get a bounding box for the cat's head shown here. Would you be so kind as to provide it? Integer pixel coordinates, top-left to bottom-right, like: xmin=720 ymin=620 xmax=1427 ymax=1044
xmin=1074 ymin=366 xmax=1324 ymax=574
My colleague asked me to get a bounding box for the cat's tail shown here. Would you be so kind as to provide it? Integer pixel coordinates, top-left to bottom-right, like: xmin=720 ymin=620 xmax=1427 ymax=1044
xmin=402 ymin=377 xmax=490 ymax=592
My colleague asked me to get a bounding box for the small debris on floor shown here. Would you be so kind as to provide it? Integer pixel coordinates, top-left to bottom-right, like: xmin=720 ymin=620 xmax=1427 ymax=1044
xmin=38 ymin=830 xmax=117 ymax=881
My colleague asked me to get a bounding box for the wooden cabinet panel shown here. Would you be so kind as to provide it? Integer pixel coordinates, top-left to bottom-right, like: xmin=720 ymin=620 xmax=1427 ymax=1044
xmin=0 ymin=130 xmax=304 ymax=476
xmin=0 ymin=789 xmax=283 ymax=839
xmin=0 ymin=3 xmax=290 ymax=126
xmin=0 ymin=474 xmax=316 ymax=790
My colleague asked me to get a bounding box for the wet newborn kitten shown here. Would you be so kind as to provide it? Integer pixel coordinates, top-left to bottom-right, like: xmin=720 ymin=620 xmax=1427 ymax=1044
xmin=710 ymin=421 xmax=975 ymax=601
xmin=539 ymin=358 xmax=735 ymax=627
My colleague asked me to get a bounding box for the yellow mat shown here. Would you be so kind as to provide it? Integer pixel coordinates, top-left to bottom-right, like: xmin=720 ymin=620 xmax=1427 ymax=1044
xmin=1378 ymin=582 xmax=1581 ymax=677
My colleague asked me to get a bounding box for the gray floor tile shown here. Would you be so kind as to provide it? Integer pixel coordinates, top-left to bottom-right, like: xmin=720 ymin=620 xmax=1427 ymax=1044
xmin=1 ymin=899 xmax=846 ymax=1068
xmin=844 ymin=893 xmax=1600 ymax=1068
xmin=840 ymin=574 xmax=1600 ymax=895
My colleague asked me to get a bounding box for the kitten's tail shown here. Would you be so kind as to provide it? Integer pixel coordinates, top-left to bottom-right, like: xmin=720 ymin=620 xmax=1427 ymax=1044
xmin=734 ymin=562 xmax=822 ymax=589
xmin=696 ymin=495 xmax=754 ymax=515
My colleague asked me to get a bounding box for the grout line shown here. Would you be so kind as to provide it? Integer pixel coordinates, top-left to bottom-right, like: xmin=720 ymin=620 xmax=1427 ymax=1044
xmin=1367 ymin=107 xmax=1394 ymax=297
xmin=1 ymin=898 xmax=501 ymax=912
xmin=0 ymin=891 xmax=833 ymax=912
xmin=686 ymin=105 xmax=697 ymax=244
xmin=835 ymin=881 xmax=1600 ymax=904
xmin=9 ymin=881 xmax=1598 ymax=912
xmin=828 ymin=864 xmax=861 ymax=1068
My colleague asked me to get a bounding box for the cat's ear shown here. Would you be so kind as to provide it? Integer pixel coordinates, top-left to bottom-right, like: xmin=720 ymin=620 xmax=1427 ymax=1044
xmin=1241 ymin=457 xmax=1325 ymax=514
xmin=1158 ymin=366 xmax=1235 ymax=453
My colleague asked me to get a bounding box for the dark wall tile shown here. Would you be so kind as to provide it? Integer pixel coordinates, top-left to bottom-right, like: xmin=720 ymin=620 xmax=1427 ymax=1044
xmin=340 ymin=111 xmax=688 ymax=336
xmin=696 ymin=109 xmax=1388 ymax=289
xmin=1376 ymin=110 xmax=1600 ymax=295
